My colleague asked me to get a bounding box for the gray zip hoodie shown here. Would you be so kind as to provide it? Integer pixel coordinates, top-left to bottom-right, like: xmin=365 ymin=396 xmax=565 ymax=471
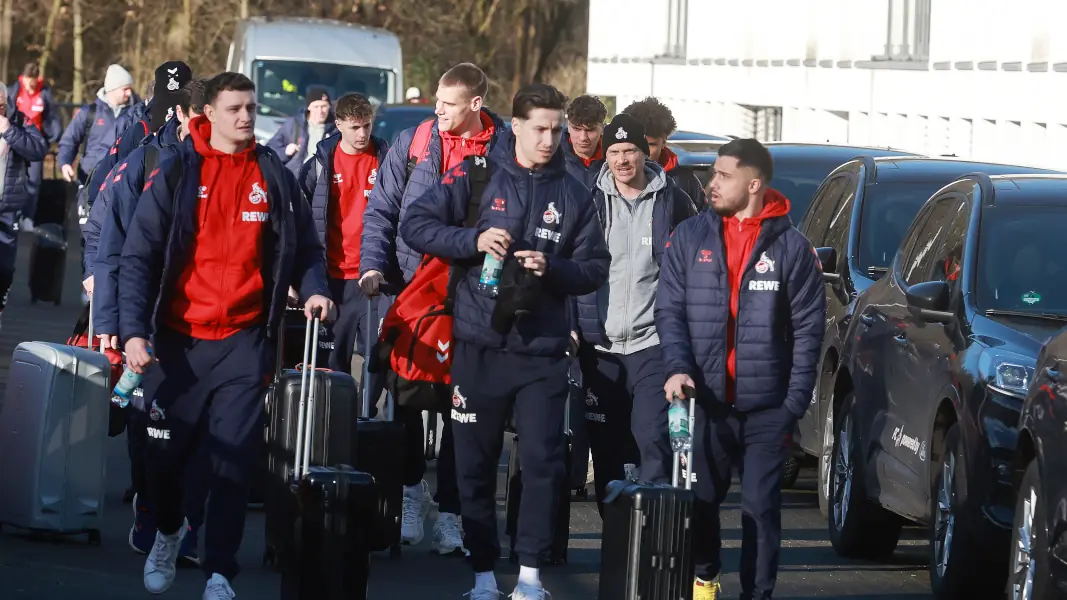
xmin=594 ymin=161 xmax=668 ymax=355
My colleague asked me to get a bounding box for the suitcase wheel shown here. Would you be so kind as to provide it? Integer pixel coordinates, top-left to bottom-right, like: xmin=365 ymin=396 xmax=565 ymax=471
xmin=573 ymin=488 xmax=589 ymax=501
xmin=389 ymin=544 xmax=402 ymax=559
xmin=87 ymin=530 xmax=101 ymax=546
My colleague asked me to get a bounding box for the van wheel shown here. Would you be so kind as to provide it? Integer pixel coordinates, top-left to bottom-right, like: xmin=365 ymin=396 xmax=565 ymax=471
xmin=1009 ymin=460 xmax=1050 ymax=600
xmin=930 ymin=424 xmax=1004 ymax=599
xmin=828 ymin=392 xmax=901 ymax=558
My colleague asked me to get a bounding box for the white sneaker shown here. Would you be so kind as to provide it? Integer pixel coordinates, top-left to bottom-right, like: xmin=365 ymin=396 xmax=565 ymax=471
xmin=143 ymin=519 xmax=187 ymax=594
xmin=510 ymin=582 xmax=551 ymax=600
xmin=432 ymin=512 xmax=466 ymax=555
xmin=203 ymin=573 xmax=236 ymax=600
xmin=400 ymin=481 xmax=430 ymax=545
xmin=464 ymin=588 xmax=501 ymax=600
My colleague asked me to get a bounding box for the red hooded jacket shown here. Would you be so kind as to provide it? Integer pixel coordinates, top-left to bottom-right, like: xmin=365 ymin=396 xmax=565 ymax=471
xmin=722 ymin=189 xmax=791 ymax=402
xmin=164 ymin=116 xmax=270 ymax=340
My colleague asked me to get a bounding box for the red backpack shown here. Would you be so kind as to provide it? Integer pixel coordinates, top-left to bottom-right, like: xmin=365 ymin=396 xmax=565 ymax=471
xmin=373 ymin=155 xmax=491 ymax=410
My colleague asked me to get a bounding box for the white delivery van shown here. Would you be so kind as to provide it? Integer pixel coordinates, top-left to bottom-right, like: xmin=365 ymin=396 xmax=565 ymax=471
xmin=226 ymin=16 xmax=404 ymax=143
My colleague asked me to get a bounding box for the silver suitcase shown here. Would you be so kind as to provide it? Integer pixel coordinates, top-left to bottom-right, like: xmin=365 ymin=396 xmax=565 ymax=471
xmin=0 ymin=341 xmax=112 ymax=544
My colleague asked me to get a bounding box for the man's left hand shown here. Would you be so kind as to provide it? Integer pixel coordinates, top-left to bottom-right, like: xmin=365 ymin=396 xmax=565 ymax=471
xmin=304 ymin=294 xmax=334 ymax=322
xmin=514 ymin=250 xmax=547 ymax=277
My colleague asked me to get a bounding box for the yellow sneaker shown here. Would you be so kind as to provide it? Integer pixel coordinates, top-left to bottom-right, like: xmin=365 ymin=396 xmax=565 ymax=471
xmin=694 ymin=577 xmax=721 ymax=600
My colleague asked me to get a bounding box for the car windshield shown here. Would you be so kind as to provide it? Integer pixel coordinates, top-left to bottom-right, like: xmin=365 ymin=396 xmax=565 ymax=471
xmin=253 ymin=60 xmax=392 ymax=118
xmin=375 ymin=107 xmax=435 ymax=144
xmin=977 ymin=206 xmax=1067 ymax=315
xmin=857 ymin=182 xmax=938 ymax=271
xmin=769 ymin=159 xmax=851 ymax=222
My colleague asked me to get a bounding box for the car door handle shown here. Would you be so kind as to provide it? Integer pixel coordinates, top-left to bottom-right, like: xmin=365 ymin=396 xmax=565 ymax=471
xmin=859 ymin=314 xmax=874 ymax=326
xmin=893 ymin=333 xmax=908 ymax=345
xmin=1046 ymin=367 xmax=1060 ymax=381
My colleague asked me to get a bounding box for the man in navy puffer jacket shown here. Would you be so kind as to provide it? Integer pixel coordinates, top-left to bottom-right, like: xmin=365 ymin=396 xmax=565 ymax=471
xmin=401 ymin=83 xmax=609 ymax=600
xmin=656 ymin=138 xmax=825 ymax=600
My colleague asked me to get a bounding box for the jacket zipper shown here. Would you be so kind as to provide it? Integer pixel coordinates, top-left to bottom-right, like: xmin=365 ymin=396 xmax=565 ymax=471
xmin=731 ymin=221 xmax=773 ymax=394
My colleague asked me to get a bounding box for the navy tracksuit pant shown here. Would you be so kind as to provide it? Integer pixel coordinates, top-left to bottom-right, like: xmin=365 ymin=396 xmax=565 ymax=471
xmin=141 ymin=326 xmax=271 ymax=581
xmin=579 ymin=345 xmax=671 ymax=509
xmin=692 ymin=402 xmax=795 ymax=599
xmin=451 ymin=341 xmax=569 ymax=571
xmin=127 ymin=392 xmax=207 ymax=530
xmin=330 ymin=280 xmax=460 ymax=511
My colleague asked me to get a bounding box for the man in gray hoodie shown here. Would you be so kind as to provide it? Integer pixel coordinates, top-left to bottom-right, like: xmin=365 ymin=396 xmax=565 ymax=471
xmin=572 ymin=113 xmax=697 ymax=510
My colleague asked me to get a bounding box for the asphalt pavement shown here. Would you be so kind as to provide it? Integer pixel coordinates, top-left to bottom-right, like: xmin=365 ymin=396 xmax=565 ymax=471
xmin=0 ymin=225 xmax=936 ymax=599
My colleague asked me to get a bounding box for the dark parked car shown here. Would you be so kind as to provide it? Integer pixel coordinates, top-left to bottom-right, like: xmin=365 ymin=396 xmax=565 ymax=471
xmin=828 ymin=173 xmax=1067 ymax=600
xmin=673 ymin=142 xmax=919 ymax=223
xmin=1013 ymin=325 xmax=1067 ymax=600
xmin=796 ymin=157 xmax=1061 ymax=508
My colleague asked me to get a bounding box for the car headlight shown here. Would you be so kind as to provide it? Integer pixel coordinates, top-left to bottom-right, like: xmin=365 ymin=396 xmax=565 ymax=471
xmin=978 ymin=348 xmax=1036 ymax=398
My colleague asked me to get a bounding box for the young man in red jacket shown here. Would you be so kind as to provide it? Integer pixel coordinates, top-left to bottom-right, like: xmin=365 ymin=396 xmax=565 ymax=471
xmin=119 ymin=72 xmax=332 ymax=600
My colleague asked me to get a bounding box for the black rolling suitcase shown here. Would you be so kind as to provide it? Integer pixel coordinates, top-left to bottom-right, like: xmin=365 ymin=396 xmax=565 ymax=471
xmin=29 ymin=222 xmax=67 ymax=305
xmin=504 ymin=392 xmax=574 ymax=565
xmin=263 ymin=309 xmax=360 ymax=570
xmin=567 ymin=361 xmax=590 ymax=499
xmin=597 ymin=397 xmax=696 ymax=600
xmin=278 ymin=322 xmax=377 ymax=600
xmin=280 ymin=305 xmax=334 ymax=369
xmin=356 ymin=297 xmax=406 ymax=556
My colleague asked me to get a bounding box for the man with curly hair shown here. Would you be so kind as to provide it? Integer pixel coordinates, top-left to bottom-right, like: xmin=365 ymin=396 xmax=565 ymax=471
xmin=622 ymin=97 xmax=707 ymax=209
xmin=562 ymin=94 xmax=606 ymax=190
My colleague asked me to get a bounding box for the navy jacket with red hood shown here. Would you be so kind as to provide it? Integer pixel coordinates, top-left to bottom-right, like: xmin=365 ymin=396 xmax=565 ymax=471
xmin=654 ymin=189 xmax=825 ymax=418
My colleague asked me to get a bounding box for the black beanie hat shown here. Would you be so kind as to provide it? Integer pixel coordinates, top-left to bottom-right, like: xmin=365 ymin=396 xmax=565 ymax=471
xmin=149 ymin=61 xmax=193 ymax=132
xmin=602 ymin=113 xmax=650 ymax=155
xmin=306 ymin=86 xmax=331 ymax=108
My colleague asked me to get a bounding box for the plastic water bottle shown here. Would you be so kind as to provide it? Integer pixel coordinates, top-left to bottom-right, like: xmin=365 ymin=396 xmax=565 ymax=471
xmin=113 ymin=348 xmax=150 ymax=406
xmin=113 ymin=367 xmax=142 ymax=406
xmin=668 ymin=394 xmax=691 ymax=453
xmin=478 ymin=253 xmax=503 ymax=297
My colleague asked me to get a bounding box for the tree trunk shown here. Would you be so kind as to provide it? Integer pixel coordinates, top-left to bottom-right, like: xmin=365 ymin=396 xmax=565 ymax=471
xmin=134 ymin=0 xmax=145 ymax=84
xmin=73 ymin=0 xmax=84 ymax=103
xmin=183 ymin=0 xmax=194 ymax=55
xmin=0 ymin=0 xmax=12 ymax=83
xmin=39 ymin=0 xmax=65 ymax=79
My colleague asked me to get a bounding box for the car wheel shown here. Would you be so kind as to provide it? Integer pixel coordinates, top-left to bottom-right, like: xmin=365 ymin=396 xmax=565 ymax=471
xmin=1010 ymin=460 xmax=1051 ymax=600
xmin=929 ymin=424 xmax=1005 ymax=599
xmin=827 ymin=392 xmax=902 ymax=558
xmin=818 ymin=399 xmax=835 ymax=518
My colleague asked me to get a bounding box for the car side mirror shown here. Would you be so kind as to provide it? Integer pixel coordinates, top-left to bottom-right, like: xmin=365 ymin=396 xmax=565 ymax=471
xmin=906 ymin=280 xmax=953 ymax=323
xmin=816 ymin=247 xmax=840 ymax=283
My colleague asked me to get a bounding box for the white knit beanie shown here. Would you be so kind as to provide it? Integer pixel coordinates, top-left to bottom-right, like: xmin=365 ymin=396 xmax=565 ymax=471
xmin=103 ymin=64 xmax=134 ymax=93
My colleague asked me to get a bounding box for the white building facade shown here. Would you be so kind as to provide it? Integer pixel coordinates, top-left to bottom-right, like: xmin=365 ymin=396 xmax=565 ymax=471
xmin=586 ymin=0 xmax=1067 ymax=170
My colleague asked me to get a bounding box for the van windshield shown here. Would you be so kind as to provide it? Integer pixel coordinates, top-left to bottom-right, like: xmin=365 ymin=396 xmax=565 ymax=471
xmin=253 ymin=60 xmax=393 ymax=118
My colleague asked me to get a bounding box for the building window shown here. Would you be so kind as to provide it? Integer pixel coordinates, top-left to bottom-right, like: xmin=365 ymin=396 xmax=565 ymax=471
xmin=741 ymin=105 xmax=783 ymax=142
xmin=875 ymin=0 xmax=931 ymax=62
xmin=665 ymin=0 xmax=688 ymax=58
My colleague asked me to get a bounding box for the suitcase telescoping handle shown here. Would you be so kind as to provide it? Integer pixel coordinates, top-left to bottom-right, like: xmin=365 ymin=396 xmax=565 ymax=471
xmin=362 ymin=296 xmax=393 ymax=421
xmin=292 ymin=306 xmax=323 ymax=482
xmin=670 ymin=396 xmax=696 ymax=491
